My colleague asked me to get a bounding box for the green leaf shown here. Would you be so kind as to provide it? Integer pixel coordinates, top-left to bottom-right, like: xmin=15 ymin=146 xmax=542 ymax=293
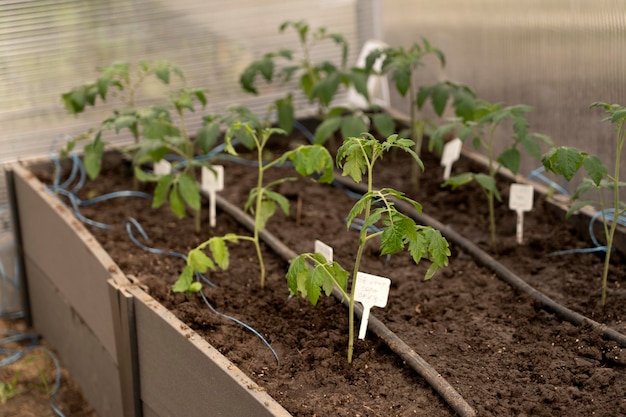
xmin=178 ymin=173 xmax=201 ymax=211
xmin=306 ymin=266 xmax=326 ymax=305
xmin=372 ymin=113 xmax=396 ymax=137
xmin=286 ymin=255 xmax=307 ymax=295
xmin=391 ymin=65 xmax=411 ymax=97
xmin=345 ymin=192 xmax=374 ymax=230
xmin=197 ymin=122 xmax=221 ymax=154
xmin=313 ymin=116 xmax=342 ymax=144
xmin=209 ymin=238 xmax=229 ymax=270
xmin=264 ymin=190 xmax=290 ymax=216
xmin=188 ymin=248 xmax=215 ymax=273
xmin=542 ymin=146 xmax=584 ymax=181
xmin=152 ymin=174 xmax=174 ymax=208
xmin=312 ymin=72 xmax=341 ymax=107
xmin=442 ymin=172 xmax=474 ymax=190
xmin=498 ymin=148 xmax=520 ymax=174
xmin=169 ymin=185 xmax=186 ymax=219
xmin=582 ymin=155 xmax=608 ymax=186
xmin=83 ymin=137 xmax=105 ymax=180
xmin=474 ymin=173 xmax=502 ymax=202
xmin=566 ymin=199 xmax=595 ymax=218
xmin=289 ymin=145 xmax=334 ymax=183
xmin=276 ymin=95 xmax=294 ymax=134
xmin=340 ymin=115 xmax=369 ymax=139
xmin=256 ymin=200 xmax=277 ymax=231
xmin=172 ymin=265 xmax=194 ymax=293
xmin=431 ymin=83 xmax=450 ymax=117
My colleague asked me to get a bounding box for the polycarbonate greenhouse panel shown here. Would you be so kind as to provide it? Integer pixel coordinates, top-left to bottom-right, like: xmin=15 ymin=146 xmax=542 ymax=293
xmin=381 ymin=0 xmax=626 ymax=196
xmin=0 ymin=0 xmax=380 ymax=205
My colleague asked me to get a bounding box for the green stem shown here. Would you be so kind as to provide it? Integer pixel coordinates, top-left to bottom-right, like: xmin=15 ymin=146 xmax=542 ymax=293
xmin=255 ymin=136 xmax=267 ymax=288
xmin=486 ymin=123 xmax=497 ymax=252
xmin=347 ymin=151 xmax=375 ymax=363
xmin=601 ymin=121 xmax=625 ymax=305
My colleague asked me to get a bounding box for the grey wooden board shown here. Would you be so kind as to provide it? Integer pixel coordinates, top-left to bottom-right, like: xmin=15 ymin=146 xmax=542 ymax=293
xmin=25 ymin=258 xmax=124 ymax=417
xmin=108 ymin=279 xmax=141 ymax=417
xmin=11 ymin=162 xmax=128 ymax=359
xmin=129 ymin=286 xmax=292 ymax=417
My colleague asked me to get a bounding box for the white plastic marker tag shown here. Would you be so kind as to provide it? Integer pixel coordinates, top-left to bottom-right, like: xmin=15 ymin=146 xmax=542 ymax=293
xmin=441 ymin=138 xmax=463 ymax=180
xmin=314 ymin=240 xmax=333 ymax=263
xmin=153 ymin=160 xmax=172 ymax=176
xmin=508 ymin=183 xmax=534 ymax=244
xmin=201 ymin=165 xmax=224 ymax=228
xmin=354 ymin=272 xmax=391 ymax=339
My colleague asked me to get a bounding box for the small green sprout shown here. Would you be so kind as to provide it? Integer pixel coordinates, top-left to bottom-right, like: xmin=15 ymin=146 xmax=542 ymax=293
xmin=434 ymin=98 xmax=552 ymax=251
xmin=287 ymin=133 xmax=450 ymax=363
xmin=240 ymin=20 xmax=369 ymax=133
xmin=542 ymin=101 xmax=626 ymax=305
xmin=175 ymin=121 xmax=334 ymax=291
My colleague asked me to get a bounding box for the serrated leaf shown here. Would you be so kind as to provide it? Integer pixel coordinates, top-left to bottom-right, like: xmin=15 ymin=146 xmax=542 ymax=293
xmin=306 ymin=266 xmax=326 ymax=305
xmin=209 ymin=237 xmax=229 ymax=270
xmin=290 ymin=145 xmax=334 ymax=183
xmin=442 ymin=172 xmax=474 ymax=190
xmin=345 ymin=192 xmax=373 ymax=229
xmin=542 ymin=146 xmax=584 ymax=181
xmin=582 ymin=154 xmax=608 ymax=186
xmin=188 ymin=248 xmax=215 ymax=273
xmin=172 ymin=265 xmax=194 ymax=293
xmin=286 ymin=255 xmax=307 ymax=295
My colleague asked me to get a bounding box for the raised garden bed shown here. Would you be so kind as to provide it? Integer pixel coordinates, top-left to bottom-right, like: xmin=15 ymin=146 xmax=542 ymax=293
xmin=5 ymin=120 xmax=626 ymax=416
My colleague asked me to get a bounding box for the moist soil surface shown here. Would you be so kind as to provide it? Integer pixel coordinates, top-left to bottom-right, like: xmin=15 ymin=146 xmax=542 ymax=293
xmin=30 ymin=131 xmax=626 ymax=417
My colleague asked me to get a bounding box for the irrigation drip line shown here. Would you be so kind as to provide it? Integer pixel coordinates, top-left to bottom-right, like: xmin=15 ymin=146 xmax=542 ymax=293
xmin=332 ymin=175 xmax=626 ymax=349
xmin=44 ymin=150 xmax=279 ymax=360
xmin=124 ymin=217 xmax=278 ymax=361
xmin=0 ymin=330 xmax=67 ymax=417
xmin=213 ymin=193 xmax=477 ymax=417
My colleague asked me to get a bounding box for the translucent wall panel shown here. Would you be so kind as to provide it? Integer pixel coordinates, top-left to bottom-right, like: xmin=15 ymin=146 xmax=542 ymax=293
xmin=1 ymin=0 xmax=378 ymax=204
xmin=382 ymin=0 xmax=626 ymax=195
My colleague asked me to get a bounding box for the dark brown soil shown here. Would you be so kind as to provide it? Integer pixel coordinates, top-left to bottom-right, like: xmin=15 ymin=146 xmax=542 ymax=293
xmin=28 ymin=130 xmax=626 ymax=417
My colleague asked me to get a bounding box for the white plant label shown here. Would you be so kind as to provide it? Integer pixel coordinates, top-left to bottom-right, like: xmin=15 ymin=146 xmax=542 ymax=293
xmin=201 ymin=165 xmax=224 ymax=228
xmin=354 ymin=272 xmax=391 ymax=340
xmin=314 ymin=239 xmax=333 ymax=263
xmin=508 ymin=183 xmax=534 ymax=244
xmin=153 ymin=160 xmax=172 ymax=176
xmin=441 ymin=138 xmax=463 ymax=180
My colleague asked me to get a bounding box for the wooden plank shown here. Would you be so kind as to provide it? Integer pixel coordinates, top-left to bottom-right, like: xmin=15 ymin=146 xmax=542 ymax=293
xmin=25 ymin=257 xmax=124 ymax=417
xmin=9 ymin=162 xmax=129 ymax=359
xmin=128 ymin=286 xmax=292 ymax=417
xmin=108 ymin=279 xmax=142 ymax=417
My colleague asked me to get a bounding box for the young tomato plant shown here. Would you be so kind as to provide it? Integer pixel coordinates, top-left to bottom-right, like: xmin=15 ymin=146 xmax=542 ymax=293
xmin=62 ymin=61 xmax=214 ymax=231
xmin=433 ymin=98 xmax=552 ymax=251
xmin=542 ymin=101 xmax=626 ymax=306
xmin=365 ymin=39 xmax=446 ymax=189
xmin=239 ymin=19 xmax=369 ymax=134
xmin=286 ymin=133 xmax=450 ymax=363
xmin=174 ymin=121 xmax=334 ymax=291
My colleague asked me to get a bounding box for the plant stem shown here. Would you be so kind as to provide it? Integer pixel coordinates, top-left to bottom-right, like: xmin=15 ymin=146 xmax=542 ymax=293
xmin=255 ymin=135 xmax=267 ymax=288
xmin=486 ymin=123 xmax=497 ymax=252
xmin=600 ymin=121 xmax=625 ymax=305
xmin=347 ymin=150 xmax=375 ymax=363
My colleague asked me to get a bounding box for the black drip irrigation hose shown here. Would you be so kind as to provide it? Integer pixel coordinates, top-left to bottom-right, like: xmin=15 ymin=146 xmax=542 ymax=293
xmin=213 ymin=193 xmax=477 ymax=417
xmin=332 ymin=175 xmax=626 ymax=349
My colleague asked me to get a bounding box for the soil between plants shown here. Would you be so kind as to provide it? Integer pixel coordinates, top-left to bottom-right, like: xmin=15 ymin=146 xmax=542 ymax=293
xmin=32 ymin=134 xmax=626 ymax=416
